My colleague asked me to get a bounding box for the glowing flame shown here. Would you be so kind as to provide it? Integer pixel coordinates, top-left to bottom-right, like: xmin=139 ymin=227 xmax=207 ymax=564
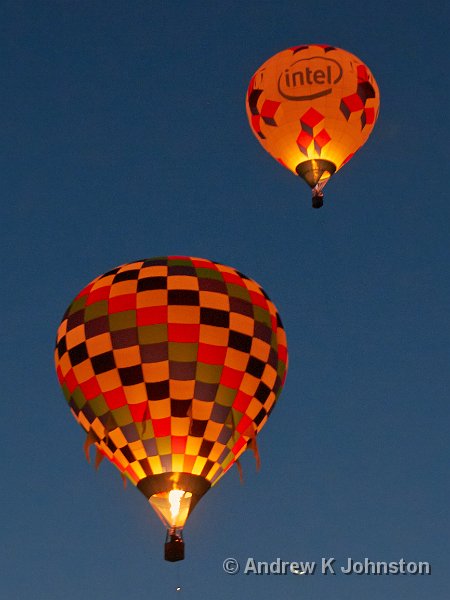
xmin=149 ymin=489 xmax=192 ymax=529
xmin=168 ymin=489 xmax=185 ymax=523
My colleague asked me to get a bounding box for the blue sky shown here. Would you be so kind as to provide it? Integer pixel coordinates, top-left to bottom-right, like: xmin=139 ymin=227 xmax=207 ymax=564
xmin=1 ymin=1 xmax=449 ymax=599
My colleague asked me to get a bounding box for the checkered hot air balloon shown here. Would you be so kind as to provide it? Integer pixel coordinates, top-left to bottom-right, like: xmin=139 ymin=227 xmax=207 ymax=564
xmin=55 ymin=257 xmax=288 ymax=561
xmin=246 ymin=44 xmax=380 ymax=208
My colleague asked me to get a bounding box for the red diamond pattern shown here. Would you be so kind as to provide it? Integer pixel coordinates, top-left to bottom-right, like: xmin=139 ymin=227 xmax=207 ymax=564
xmin=357 ymin=64 xmax=369 ymax=82
xmin=260 ymin=100 xmax=280 ymax=125
xmin=297 ymin=108 xmax=330 ymax=157
xmin=296 ymin=130 xmax=313 ymax=155
xmin=300 ymin=107 xmax=324 ymax=131
xmin=314 ymin=128 xmax=331 ymax=155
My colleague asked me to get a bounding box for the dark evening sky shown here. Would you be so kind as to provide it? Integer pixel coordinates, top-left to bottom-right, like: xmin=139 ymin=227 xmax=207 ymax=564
xmin=1 ymin=1 xmax=448 ymax=598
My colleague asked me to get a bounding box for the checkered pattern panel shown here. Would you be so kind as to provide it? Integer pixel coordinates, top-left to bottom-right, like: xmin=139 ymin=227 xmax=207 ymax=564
xmin=55 ymin=257 xmax=288 ymax=488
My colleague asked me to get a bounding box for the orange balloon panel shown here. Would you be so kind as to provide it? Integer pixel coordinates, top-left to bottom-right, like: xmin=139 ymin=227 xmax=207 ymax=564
xmin=246 ymin=44 xmax=380 ymax=188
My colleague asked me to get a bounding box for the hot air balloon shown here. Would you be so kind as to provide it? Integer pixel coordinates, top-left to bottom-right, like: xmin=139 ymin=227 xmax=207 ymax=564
xmin=246 ymin=44 xmax=380 ymax=208
xmin=55 ymin=256 xmax=288 ymax=561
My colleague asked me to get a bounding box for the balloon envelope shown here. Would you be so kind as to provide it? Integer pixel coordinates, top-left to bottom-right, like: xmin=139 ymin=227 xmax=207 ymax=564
xmin=246 ymin=44 xmax=380 ymax=196
xmin=55 ymin=256 xmax=288 ymax=534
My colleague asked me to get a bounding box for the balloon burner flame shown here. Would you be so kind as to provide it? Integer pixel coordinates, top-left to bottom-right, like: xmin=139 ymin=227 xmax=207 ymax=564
xmin=169 ymin=489 xmax=185 ymax=522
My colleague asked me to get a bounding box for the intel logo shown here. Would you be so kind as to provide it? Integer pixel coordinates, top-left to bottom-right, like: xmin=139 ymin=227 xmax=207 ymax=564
xmin=278 ymin=57 xmax=343 ymax=100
